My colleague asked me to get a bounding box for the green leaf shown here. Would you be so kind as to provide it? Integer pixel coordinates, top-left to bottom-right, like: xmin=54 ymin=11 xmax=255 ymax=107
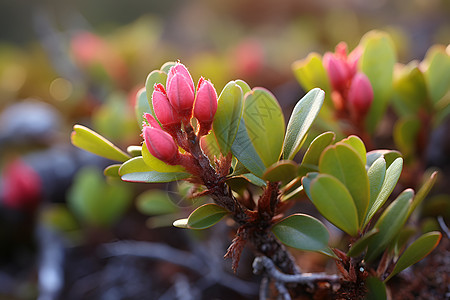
xmin=366 ymin=150 xmax=401 ymax=169
xmin=104 ymin=164 xmax=121 ymax=178
xmin=160 ymin=61 xmax=176 ymax=74
xmin=392 ymin=61 xmax=428 ymax=117
xmin=301 ymin=172 xmax=318 ymax=200
xmin=367 ymin=157 xmax=386 ymax=212
xmin=298 ymin=131 xmax=335 ymax=177
xmin=291 ymin=53 xmax=332 ymax=105
xmin=365 ymin=277 xmax=387 ymax=300
xmin=141 ymin=142 xmax=185 ymax=173
xmin=71 ymin=125 xmax=130 ymax=162
xmin=136 ymin=190 xmax=179 ymax=215
xmin=319 ymin=143 xmax=369 ymax=226
xmin=119 ymin=156 xmax=190 ymax=183
xmin=347 ymin=228 xmax=379 ymax=257
xmin=68 ymin=167 xmax=131 ymax=227
xmin=271 ymin=213 xmax=330 ymax=252
xmin=385 ymin=231 xmax=442 ymax=282
xmin=134 ymin=88 xmax=150 ymax=129
xmin=234 ymin=79 xmax=251 ymax=96
xmin=173 ymin=218 xmax=189 ymax=228
xmin=408 ymin=171 xmax=438 ymax=218
xmin=213 ymin=81 xmax=244 ymax=155
xmin=339 ymin=135 xmax=366 ymax=165
xmin=364 ymin=157 xmax=403 ymax=226
xmin=283 ymin=88 xmax=325 ymax=160
xmin=142 ymin=70 xmax=167 ymax=119
xmin=393 ymin=117 xmax=421 ymax=161
xmin=231 ymin=116 xmax=267 ymax=178
xmin=187 ymin=203 xmax=229 ymax=229
xmin=243 ymin=88 xmax=285 ymax=167
xmin=263 ymin=160 xmax=297 ymax=183
xmin=423 ymin=45 xmax=450 ymax=105
xmin=359 ymin=31 xmax=396 ymax=133
xmin=365 ymin=189 xmax=414 ymax=262
xmin=308 ymin=174 xmax=359 ymax=236
xmin=127 ymin=145 xmax=142 ymax=157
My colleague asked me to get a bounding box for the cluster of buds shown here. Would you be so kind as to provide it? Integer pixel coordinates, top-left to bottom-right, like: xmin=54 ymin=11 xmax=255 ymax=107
xmin=142 ymin=62 xmax=218 ymax=173
xmin=323 ymin=42 xmax=373 ymax=125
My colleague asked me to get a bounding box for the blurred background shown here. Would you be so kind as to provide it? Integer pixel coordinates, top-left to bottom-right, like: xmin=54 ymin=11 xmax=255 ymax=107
xmin=0 ymin=0 xmax=449 ymax=299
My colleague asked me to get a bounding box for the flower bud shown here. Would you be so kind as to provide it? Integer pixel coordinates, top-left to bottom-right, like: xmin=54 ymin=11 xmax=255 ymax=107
xmin=166 ymin=63 xmax=195 ymax=118
xmin=348 ymin=72 xmax=373 ymax=119
xmin=142 ymin=125 xmax=179 ymax=164
xmin=347 ymin=46 xmax=362 ymax=77
xmin=143 ymin=112 xmax=161 ymax=128
xmin=323 ymin=53 xmax=350 ymax=92
xmin=152 ymin=83 xmax=182 ymax=130
xmin=194 ymin=77 xmax=218 ymax=123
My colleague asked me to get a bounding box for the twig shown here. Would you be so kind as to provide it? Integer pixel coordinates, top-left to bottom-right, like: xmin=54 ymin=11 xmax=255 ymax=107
xmin=253 ymin=256 xmax=340 ymax=298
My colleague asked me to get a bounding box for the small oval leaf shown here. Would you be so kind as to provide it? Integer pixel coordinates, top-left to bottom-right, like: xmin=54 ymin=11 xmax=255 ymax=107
xmin=243 ymin=88 xmax=285 ymax=167
xmin=71 ymin=125 xmax=130 ymax=162
xmin=271 ymin=213 xmax=330 ymax=252
xmin=339 ymin=135 xmax=366 ymax=165
xmin=309 ymin=174 xmax=359 ymax=236
xmin=136 ymin=190 xmax=179 ymax=215
xmin=104 ymin=164 xmax=121 ymax=178
xmin=384 ymin=231 xmax=442 ymax=282
xmin=263 ymin=160 xmax=298 ymax=183
xmin=187 ymin=203 xmax=229 ymax=229
xmin=142 ymin=142 xmax=185 ymax=173
xmin=367 ymin=157 xmax=386 ymax=212
xmin=283 ymin=88 xmax=325 ymax=160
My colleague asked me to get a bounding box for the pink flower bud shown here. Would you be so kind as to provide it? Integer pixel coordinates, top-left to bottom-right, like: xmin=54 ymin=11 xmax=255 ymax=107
xmin=323 ymin=53 xmax=350 ymax=92
xmin=143 ymin=113 xmax=161 ymax=128
xmin=194 ymin=77 xmax=218 ymax=123
xmin=143 ymin=125 xmax=179 ymax=164
xmin=347 ymin=46 xmax=363 ymax=77
xmin=166 ymin=63 xmax=195 ymax=118
xmin=152 ymin=83 xmax=182 ymax=130
xmin=348 ymin=72 xmax=373 ymax=118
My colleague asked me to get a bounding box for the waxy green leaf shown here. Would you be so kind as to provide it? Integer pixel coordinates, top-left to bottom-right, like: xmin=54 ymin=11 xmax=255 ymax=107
xmin=104 ymin=164 xmax=121 ymax=178
xmin=263 ymin=160 xmax=297 ymax=183
xmin=319 ymin=144 xmax=369 ymax=226
xmin=187 ymin=203 xmax=229 ymax=229
xmin=423 ymin=45 xmax=450 ymax=105
xmin=307 ymin=173 xmax=359 ymax=236
xmin=243 ymin=88 xmax=285 ymax=167
xmin=136 ymin=190 xmax=179 ymax=216
xmin=142 ymin=70 xmax=167 ymax=119
xmin=366 ymin=150 xmax=401 ymax=169
xmin=340 ymin=135 xmax=366 ymax=165
xmin=127 ymin=145 xmax=142 ymax=157
xmin=365 ymin=189 xmax=414 ymax=262
xmin=408 ymin=171 xmax=438 ymax=218
xmin=271 ymin=213 xmax=330 ymax=252
xmin=385 ymin=231 xmax=442 ymax=282
xmin=347 ymin=228 xmax=379 ymax=257
xmin=364 ymin=157 xmax=403 ymax=226
xmin=283 ymin=88 xmax=325 ymax=160
xmin=359 ymin=31 xmax=396 ymax=133
xmin=367 ymin=157 xmax=386 ymax=212
xmin=213 ymin=81 xmax=244 ymax=155
xmin=71 ymin=125 xmax=130 ymax=162
xmin=393 ymin=117 xmax=420 ymax=161
xmin=298 ymin=131 xmax=335 ymax=177
xmin=365 ymin=277 xmax=387 ymax=300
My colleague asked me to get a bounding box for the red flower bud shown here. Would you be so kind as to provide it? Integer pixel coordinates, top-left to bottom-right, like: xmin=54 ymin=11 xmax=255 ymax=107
xmin=347 ymin=46 xmax=363 ymax=78
xmin=142 ymin=125 xmax=179 ymax=164
xmin=348 ymin=72 xmax=373 ymax=120
xmin=152 ymin=83 xmax=182 ymax=130
xmin=143 ymin=113 xmax=161 ymax=128
xmin=194 ymin=77 xmax=217 ymax=123
xmin=323 ymin=53 xmax=350 ymax=92
xmin=166 ymin=63 xmax=195 ymax=118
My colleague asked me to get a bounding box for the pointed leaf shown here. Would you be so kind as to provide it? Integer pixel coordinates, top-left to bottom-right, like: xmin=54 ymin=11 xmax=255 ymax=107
xmin=367 ymin=157 xmax=386 ymax=212
xmin=309 ymin=174 xmax=359 ymax=236
xmin=141 ymin=142 xmax=185 ymax=173
xmin=283 ymin=88 xmax=325 ymax=160
xmin=243 ymin=88 xmax=285 ymax=167
xmin=213 ymin=81 xmax=244 ymax=155
xmin=231 ymin=116 xmax=267 ymax=177
xmin=136 ymin=190 xmax=179 ymax=215
xmin=187 ymin=203 xmax=229 ymax=229
xmin=359 ymin=31 xmax=396 ymax=133
xmin=408 ymin=171 xmax=438 ymax=218
xmin=271 ymin=213 xmax=330 ymax=252
xmin=385 ymin=231 xmax=442 ymax=281
xmin=298 ymin=131 xmax=335 ymax=177
xmin=365 ymin=189 xmax=414 ymax=262
xmin=364 ymin=157 xmax=403 ymax=226
xmin=319 ymin=143 xmax=369 ymax=226
xmin=71 ymin=125 xmax=130 ymax=162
